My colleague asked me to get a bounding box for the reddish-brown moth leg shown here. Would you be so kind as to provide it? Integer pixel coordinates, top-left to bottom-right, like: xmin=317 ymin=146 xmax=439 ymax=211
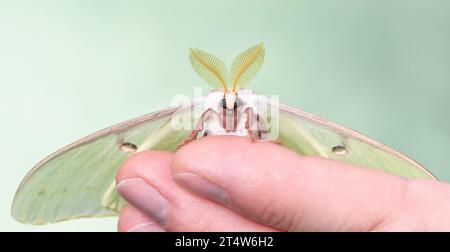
xmin=233 ymin=107 xmax=238 ymax=132
xmin=222 ymin=106 xmax=227 ymax=130
xmin=269 ymin=140 xmax=283 ymax=145
xmin=178 ymin=109 xmax=211 ymax=149
xmin=255 ymin=111 xmax=282 ymax=145
xmin=226 ymin=105 xmax=239 ymax=133
xmin=256 ymin=113 xmax=263 ymax=139
xmin=245 ymin=107 xmax=256 ymax=142
xmin=179 ymin=129 xmax=201 ymax=148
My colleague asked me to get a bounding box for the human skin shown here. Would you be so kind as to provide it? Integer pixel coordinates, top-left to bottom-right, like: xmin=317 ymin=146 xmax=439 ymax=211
xmin=115 ymin=136 xmax=450 ymax=231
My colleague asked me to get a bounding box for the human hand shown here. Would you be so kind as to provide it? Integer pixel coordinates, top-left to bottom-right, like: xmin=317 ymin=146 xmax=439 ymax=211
xmin=115 ymin=136 xmax=450 ymax=231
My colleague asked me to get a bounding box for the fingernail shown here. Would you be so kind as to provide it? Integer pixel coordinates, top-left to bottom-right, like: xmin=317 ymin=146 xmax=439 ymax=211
xmin=116 ymin=178 xmax=168 ymax=226
xmin=126 ymin=222 xmax=166 ymax=232
xmin=172 ymin=173 xmax=228 ymax=204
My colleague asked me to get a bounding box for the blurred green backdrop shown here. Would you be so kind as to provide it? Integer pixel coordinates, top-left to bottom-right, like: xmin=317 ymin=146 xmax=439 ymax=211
xmin=1 ymin=0 xmax=449 ymax=231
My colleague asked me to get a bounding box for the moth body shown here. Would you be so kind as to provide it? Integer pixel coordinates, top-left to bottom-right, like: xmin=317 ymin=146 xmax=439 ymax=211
xmin=200 ymin=90 xmax=260 ymax=137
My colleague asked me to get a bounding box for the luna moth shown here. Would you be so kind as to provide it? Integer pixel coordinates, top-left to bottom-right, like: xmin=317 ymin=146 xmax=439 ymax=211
xmin=12 ymin=43 xmax=436 ymax=225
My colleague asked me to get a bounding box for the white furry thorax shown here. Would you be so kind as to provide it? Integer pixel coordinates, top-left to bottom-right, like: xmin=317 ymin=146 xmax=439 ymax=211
xmin=200 ymin=90 xmax=259 ymax=137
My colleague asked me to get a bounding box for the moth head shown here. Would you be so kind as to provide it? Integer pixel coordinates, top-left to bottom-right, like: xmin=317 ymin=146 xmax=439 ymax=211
xmin=223 ymin=91 xmax=237 ymax=111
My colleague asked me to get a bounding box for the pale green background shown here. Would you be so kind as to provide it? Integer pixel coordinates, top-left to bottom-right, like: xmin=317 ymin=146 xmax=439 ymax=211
xmin=1 ymin=0 xmax=449 ymax=231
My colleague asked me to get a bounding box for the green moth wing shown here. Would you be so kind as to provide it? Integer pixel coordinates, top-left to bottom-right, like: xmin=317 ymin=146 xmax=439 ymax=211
xmin=11 ymin=106 xmax=194 ymax=224
xmin=276 ymin=103 xmax=435 ymax=179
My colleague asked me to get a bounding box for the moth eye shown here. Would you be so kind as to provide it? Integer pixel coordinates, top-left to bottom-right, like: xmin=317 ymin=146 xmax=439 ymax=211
xmin=331 ymin=145 xmax=347 ymax=155
xmin=120 ymin=142 xmax=137 ymax=153
xmin=222 ymin=97 xmax=227 ymax=109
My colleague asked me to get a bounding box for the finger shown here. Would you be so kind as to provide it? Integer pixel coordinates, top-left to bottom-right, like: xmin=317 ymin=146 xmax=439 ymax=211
xmin=118 ymin=205 xmax=165 ymax=232
xmin=116 ymin=151 xmax=277 ymax=232
xmin=172 ymin=136 xmax=412 ymax=231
